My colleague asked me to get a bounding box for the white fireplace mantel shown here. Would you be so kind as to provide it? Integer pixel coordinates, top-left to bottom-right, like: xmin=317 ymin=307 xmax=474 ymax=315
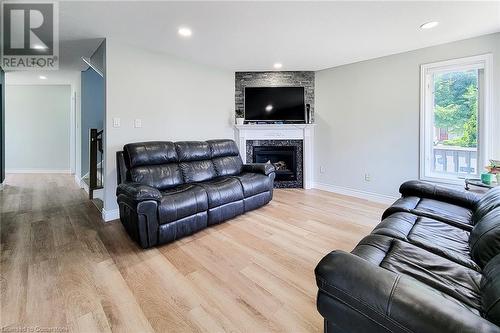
xmin=234 ymin=124 xmax=316 ymax=189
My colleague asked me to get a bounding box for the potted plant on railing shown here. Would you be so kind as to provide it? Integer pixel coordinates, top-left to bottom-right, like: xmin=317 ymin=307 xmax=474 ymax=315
xmin=485 ymin=159 xmax=500 ymax=184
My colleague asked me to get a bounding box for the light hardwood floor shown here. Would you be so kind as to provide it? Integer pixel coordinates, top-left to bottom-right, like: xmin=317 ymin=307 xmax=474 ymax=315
xmin=1 ymin=174 xmax=386 ymax=332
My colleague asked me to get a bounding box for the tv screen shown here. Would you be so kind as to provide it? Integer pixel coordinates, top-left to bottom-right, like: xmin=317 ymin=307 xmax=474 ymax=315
xmin=244 ymin=87 xmax=305 ymax=122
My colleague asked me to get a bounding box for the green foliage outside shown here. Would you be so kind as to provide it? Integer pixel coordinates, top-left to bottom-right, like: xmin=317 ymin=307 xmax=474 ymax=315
xmin=434 ymin=70 xmax=478 ymax=148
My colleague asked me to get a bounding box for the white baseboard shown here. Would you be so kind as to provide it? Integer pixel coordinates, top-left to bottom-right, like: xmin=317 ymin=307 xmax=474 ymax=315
xmin=6 ymin=169 xmax=71 ymax=174
xmin=312 ymin=181 xmax=398 ymax=205
xmin=74 ymin=174 xmax=82 ymax=187
xmin=74 ymin=174 xmax=90 ymax=193
xmin=102 ymin=208 xmax=119 ymax=222
xmin=75 ymin=174 xmax=113 ymax=221
xmin=81 ymin=181 xmax=89 ymax=194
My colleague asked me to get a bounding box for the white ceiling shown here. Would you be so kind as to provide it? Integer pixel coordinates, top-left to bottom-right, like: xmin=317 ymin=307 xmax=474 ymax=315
xmin=58 ymin=1 xmax=500 ymax=71
xmin=4 ymin=38 xmax=103 ymax=85
xmin=58 ymin=39 xmax=105 ymax=71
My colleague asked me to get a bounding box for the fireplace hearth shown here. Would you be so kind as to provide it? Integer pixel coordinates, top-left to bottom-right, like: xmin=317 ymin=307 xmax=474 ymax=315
xmin=253 ymin=146 xmax=297 ymax=181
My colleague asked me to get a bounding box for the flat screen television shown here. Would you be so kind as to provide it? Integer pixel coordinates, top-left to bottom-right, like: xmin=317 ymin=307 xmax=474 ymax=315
xmin=244 ymin=87 xmax=305 ymax=123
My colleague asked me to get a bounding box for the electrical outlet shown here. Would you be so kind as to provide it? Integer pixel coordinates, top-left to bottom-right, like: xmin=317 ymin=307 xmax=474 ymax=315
xmin=320 ymin=166 xmax=325 ymax=174
xmin=364 ymin=173 xmax=371 ymax=182
xmin=113 ymin=117 xmax=120 ymax=128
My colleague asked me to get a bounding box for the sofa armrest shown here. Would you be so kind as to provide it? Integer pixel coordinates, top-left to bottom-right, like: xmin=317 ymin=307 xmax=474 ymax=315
xmin=116 ymin=182 xmax=162 ymax=202
xmin=399 ymin=180 xmax=480 ymax=209
xmin=242 ymin=163 xmax=276 ymax=176
xmin=315 ymin=251 xmax=498 ymax=333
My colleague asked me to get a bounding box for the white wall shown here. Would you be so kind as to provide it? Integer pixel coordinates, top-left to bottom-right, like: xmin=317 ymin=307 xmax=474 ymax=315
xmin=103 ymin=40 xmax=235 ymax=217
xmin=5 ymin=85 xmax=72 ymax=172
xmin=5 ymin=70 xmax=81 ymax=176
xmin=314 ymin=32 xmax=500 ymax=198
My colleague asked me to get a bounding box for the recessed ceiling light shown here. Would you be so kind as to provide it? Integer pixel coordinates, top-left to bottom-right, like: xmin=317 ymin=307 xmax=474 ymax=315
xmin=420 ymin=21 xmax=439 ymax=30
xmin=39 ymin=75 xmax=47 ymax=80
xmin=273 ymin=63 xmax=283 ymax=69
xmin=178 ymin=27 xmax=192 ymax=37
xmin=33 ymin=44 xmax=47 ymax=50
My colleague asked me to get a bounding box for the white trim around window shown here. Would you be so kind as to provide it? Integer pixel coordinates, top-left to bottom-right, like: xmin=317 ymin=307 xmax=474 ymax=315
xmin=419 ymin=53 xmax=493 ymax=185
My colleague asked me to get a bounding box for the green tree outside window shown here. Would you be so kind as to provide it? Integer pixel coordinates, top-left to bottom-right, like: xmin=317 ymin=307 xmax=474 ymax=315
xmin=433 ymin=70 xmax=478 ymax=148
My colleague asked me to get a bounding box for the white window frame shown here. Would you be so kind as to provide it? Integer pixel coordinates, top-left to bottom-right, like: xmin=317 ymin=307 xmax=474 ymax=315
xmin=419 ymin=54 xmax=493 ymax=185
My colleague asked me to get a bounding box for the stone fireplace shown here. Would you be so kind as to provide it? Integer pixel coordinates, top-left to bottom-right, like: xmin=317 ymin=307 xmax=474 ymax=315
xmin=247 ymin=140 xmax=303 ymax=188
xmin=234 ymin=124 xmax=315 ymax=189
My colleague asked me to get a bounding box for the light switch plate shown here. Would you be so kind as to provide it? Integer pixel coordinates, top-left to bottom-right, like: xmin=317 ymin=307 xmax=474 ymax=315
xmin=113 ymin=117 xmax=120 ymax=128
xmin=134 ymin=119 xmax=142 ymax=128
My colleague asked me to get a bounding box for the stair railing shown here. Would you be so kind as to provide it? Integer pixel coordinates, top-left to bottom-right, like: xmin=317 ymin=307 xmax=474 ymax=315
xmin=89 ymin=128 xmax=104 ymax=199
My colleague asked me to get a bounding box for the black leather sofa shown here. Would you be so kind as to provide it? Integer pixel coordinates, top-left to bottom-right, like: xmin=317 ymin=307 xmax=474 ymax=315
xmin=116 ymin=139 xmax=275 ymax=248
xmin=315 ymin=180 xmax=500 ymax=333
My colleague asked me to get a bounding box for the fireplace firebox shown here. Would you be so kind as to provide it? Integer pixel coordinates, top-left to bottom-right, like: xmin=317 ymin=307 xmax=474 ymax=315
xmin=253 ymin=146 xmax=298 ymax=182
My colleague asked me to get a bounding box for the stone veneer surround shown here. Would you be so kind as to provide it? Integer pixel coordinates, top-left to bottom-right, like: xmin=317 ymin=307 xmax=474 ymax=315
xmin=235 ymin=71 xmax=315 ymax=121
xmin=246 ymin=140 xmax=303 ymax=188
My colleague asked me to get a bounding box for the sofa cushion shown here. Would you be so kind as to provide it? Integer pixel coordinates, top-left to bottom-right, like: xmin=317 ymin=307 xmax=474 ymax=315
xmin=158 ymin=184 xmax=208 ymax=224
xmin=175 ymin=141 xmax=218 ymax=182
xmin=373 ymin=212 xmax=479 ymax=270
xmin=179 ymin=160 xmax=217 ymax=183
xmin=316 ymin=238 xmax=499 ymax=333
xmin=383 ymin=196 xmax=473 ymax=230
xmin=207 ymin=139 xmax=240 ymax=158
xmin=470 ymin=207 xmax=500 ymax=268
xmin=212 ymin=156 xmax=243 ymax=177
xmin=416 ymin=198 xmax=473 ymax=226
xmin=473 ymin=187 xmax=500 ymax=223
xmin=129 ymin=164 xmax=183 ymax=190
xmin=481 ymin=253 xmax=500 ymax=326
xmin=175 ymin=141 xmax=212 ymax=161
xmin=124 ymin=141 xmax=178 ymax=168
xmin=193 ymin=177 xmax=244 ymax=208
xmin=230 ymin=172 xmax=273 ymax=198
xmin=208 ymin=140 xmax=243 ymax=177
xmin=351 ymin=235 xmax=482 ymax=314
xmin=379 ymin=239 xmax=482 ymax=311
xmin=382 ymin=196 xmax=421 ymax=219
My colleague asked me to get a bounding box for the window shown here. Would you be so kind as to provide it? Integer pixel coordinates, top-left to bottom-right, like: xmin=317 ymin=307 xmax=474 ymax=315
xmin=420 ymin=54 xmax=492 ymax=184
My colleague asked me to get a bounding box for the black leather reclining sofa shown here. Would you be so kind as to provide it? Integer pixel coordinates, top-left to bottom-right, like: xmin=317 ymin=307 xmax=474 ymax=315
xmin=315 ymin=180 xmax=500 ymax=333
xmin=116 ymin=139 xmax=275 ymax=248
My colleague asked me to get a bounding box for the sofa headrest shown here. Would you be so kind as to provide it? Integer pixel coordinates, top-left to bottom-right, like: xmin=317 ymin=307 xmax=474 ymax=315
xmin=473 ymin=187 xmax=500 ymax=223
xmin=470 ymin=207 xmax=500 ymax=268
xmin=175 ymin=141 xmax=211 ymax=162
xmin=480 ymin=253 xmax=500 ymax=326
xmin=124 ymin=141 xmax=178 ymax=168
xmin=207 ymin=139 xmax=240 ymax=158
